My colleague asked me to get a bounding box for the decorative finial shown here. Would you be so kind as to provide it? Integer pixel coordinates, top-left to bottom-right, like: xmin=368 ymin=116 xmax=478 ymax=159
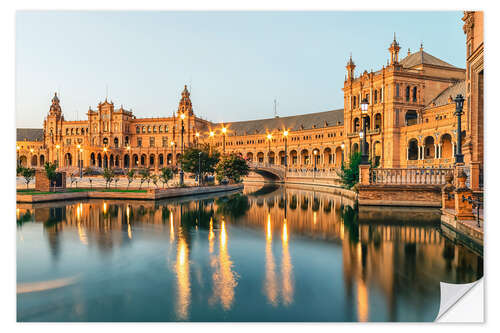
xmin=420 ymin=42 xmax=424 ymax=51
xmin=394 ymin=32 xmax=397 ymax=42
xmin=408 ymin=48 xmax=411 ymax=56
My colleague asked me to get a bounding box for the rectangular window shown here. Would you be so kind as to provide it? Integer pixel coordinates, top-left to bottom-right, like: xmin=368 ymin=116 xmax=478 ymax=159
xmin=137 ymin=138 xmax=142 ymax=147
xmin=150 ymin=137 xmax=155 ymax=148
xmin=395 ymin=109 xmax=399 ymax=126
xmin=162 ymin=137 xmax=167 ymax=147
xmin=396 ymin=84 xmax=399 ymax=97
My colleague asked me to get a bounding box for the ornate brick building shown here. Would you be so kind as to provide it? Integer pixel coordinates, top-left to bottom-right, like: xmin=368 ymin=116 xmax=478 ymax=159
xmin=17 ymin=14 xmax=483 ymax=188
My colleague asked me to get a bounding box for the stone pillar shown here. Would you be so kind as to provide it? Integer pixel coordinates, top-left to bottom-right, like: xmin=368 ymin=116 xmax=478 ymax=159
xmin=406 ymin=147 xmax=409 ymax=160
xmin=470 ymin=161 xmax=481 ymax=192
xmin=359 ymin=164 xmax=371 ymax=185
xmin=452 ymin=142 xmax=456 ymax=157
xmin=434 ymin=144 xmax=438 ymax=159
xmin=441 ymin=172 xmax=455 ymax=210
xmin=454 ymin=168 xmax=474 ymax=220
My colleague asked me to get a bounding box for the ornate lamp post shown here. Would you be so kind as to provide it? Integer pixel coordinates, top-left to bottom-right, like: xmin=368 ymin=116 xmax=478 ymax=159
xmin=313 ymin=149 xmax=318 ymax=178
xmin=198 ymin=151 xmax=202 ymax=186
xmin=266 ymin=133 xmax=273 ymax=164
xmin=341 ymin=143 xmax=345 ymax=166
xmin=179 ymin=112 xmax=185 ymax=186
xmin=209 ymin=131 xmax=215 ymax=155
xmin=126 ymin=145 xmax=131 ymax=169
xmin=360 ymin=98 xmax=369 ymax=164
xmin=454 ymin=94 xmax=465 ymax=164
xmin=55 ymin=144 xmax=60 ymax=169
xmin=221 ymin=126 xmax=227 ymax=154
xmin=195 ymin=132 xmax=200 ymax=148
xmin=77 ymin=144 xmax=82 ymax=177
xmin=103 ymin=146 xmax=108 ymax=168
xmin=283 ymin=130 xmax=289 ymax=175
xmin=170 ymin=141 xmax=175 ymax=165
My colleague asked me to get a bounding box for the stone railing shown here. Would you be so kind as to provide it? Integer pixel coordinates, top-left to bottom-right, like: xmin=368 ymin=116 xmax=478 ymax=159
xmin=370 ymin=168 xmax=452 ymax=185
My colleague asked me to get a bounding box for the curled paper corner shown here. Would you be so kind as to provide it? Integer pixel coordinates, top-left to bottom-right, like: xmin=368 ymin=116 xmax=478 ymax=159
xmin=435 ymin=279 xmax=483 ymax=322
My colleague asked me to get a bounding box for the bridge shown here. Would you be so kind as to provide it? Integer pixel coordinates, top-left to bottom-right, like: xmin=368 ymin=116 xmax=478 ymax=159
xmin=248 ymin=162 xmax=286 ymax=181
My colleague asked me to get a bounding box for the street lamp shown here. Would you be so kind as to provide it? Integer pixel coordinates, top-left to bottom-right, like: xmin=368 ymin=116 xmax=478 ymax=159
xmin=266 ymin=133 xmax=273 ymax=164
xmin=198 ymin=151 xmax=202 ymax=186
xmin=77 ymin=144 xmax=82 ymax=177
xmin=126 ymin=145 xmax=131 ymax=169
xmin=454 ymin=94 xmax=465 ymax=164
xmin=340 ymin=143 xmax=345 ymax=166
xmin=209 ymin=130 xmax=215 ymax=155
xmin=179 ymin=112 xmax=186 ymax=186
xmin=360 ymin=98 xmax=369 ymax=164
xmin=55 ymin=144 xmax=60 ymax=168
xmin=79 ymin=148 xmax=83 ymax=176
xmin=313 ymin=149 xmax=318 ymax=178
xmin=195 ymin=132 xmax=200 ymax=147
xmin=221 ymin=126 xmax=227 ymax=154
xmin=283 ymin=130 xmax=289 ymax=174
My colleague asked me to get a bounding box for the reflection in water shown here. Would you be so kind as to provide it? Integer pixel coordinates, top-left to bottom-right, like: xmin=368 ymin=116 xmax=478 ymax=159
xmin=281 ymin=218 xmax=293 ymax=306
xmin=264 ymin=213 xmax=278 ymax=306
xmin=16 ymin=184 xmax=483 ymax=322
xmin=210 ymin=218 xmax=238 ymax=310
xmin=175 ymin=231 xmax=190 ymax=320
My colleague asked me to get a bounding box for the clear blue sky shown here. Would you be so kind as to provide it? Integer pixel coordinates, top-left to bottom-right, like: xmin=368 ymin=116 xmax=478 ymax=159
xmin=16 ymin=11 xmax=465 ymax=128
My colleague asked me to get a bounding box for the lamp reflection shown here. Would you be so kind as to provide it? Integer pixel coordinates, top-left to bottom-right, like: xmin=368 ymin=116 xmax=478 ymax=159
xmin=170 ymin=210 xmax=174 ymax=243
xmin=175 ymin=232 xmax=190 ymax=320
xmin=281 ymin=218 xmax=294 ymax=305
xmin=265 ymin=213 xmax=278 ymax=306
xmin=210 ymin=218 xmax=237 ymax=310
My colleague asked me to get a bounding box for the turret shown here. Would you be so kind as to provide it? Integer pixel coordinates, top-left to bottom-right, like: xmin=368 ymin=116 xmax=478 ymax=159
xmin=389 ymin=33 xmax=401 ymax=65
xmin=346 ymin=54 xmax=356 ymax=80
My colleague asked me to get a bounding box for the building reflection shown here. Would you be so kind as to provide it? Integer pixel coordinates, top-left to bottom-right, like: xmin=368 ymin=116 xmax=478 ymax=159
xmin=16 ymin=184 xmax=483 ymax=321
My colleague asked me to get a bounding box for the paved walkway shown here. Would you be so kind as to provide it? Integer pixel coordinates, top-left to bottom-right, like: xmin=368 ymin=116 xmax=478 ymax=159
xmin=16 ymin=175 xmax=197 ymax=190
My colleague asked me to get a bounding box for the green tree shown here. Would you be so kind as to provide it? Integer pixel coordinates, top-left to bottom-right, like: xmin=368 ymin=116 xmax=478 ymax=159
xmin=179 ymin=144 xmax=220 ymax=185
xmin=17 ymin=165 xmax=24 ymax=176
xmin=126 ymin=169 xmax=135 ymax=189
xmin=159 ymin=167 xmax=174 ymax=188
xmin=44 ymin=162 xmax=57 ymax=189
xmin=139 ymin=168 xmax=150 ymax=189
xmin=337 ymin=151 xmax=378 ymax=190
xmin=151 ymin=174 xmax=159 ymax=188
xmin=102 ymin=168 xmax=115 ymax=188
xmin=215 ymin=153 xmax=250 ymax=184
xmin=21 ymin=167 xmax=36 ymax=189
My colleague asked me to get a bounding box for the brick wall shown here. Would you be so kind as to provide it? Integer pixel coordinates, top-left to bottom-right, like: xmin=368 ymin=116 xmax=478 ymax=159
xmin=358 ymin=184 xmax=442 ymax=207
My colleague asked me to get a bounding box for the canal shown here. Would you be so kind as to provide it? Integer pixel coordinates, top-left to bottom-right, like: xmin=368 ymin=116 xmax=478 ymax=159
xmin=16 ymin=184 xmax=483 ymax=322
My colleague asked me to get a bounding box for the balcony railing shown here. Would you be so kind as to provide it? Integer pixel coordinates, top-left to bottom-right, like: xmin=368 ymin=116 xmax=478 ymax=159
xmin=371 ymin=168 xmax=452 ymax=185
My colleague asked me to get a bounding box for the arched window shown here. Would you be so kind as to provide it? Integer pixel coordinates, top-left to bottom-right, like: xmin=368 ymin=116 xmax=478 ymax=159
xmin=136 ymin=126 xmax=140 ymax=134
xmin=159 ymin=125 xmax=162 ymax=133
xmin=374 ymin=113 xmax=382 ymax=129
xmin=147 ymin=126 xmax=151 ymax=133
xmin=114 ymin=137 xmax=119 ymax=148
xmin=142 ymin=126 xmax=145 ymax=133
xmin=153 ymin=126 xmax=157 ymax=133
xmin=103 ymin=137 xmax=109 ymax=146
xmin=408 ymin=139 xmax=419 ymax=160
xmin=353 ymin=118 xmax=360 ymax=132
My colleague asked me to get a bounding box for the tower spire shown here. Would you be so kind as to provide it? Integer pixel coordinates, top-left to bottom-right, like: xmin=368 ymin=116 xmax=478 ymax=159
xmin=346 ymin=53 xmax=356 ymax=80
xmin=388 ymin=33 xmax=401 ymax=65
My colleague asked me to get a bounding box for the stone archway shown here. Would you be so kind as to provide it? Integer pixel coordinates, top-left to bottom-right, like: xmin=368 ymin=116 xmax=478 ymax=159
xmin=441 ymin=134 xmax=453 ymax=159
xmin=19 ymin=155 xmax=27 ymax=167
xmin=31 ymin=155 xmax=38 ymax=167
xmin=64 ymin=153 xmax=72 ymax=167
xmin=424 ymin=136 xmax=435 ymax=159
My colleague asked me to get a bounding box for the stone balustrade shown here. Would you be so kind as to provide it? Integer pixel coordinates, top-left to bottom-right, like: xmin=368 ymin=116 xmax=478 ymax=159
xmin=371 ymin=167 xmax=452 ymax=185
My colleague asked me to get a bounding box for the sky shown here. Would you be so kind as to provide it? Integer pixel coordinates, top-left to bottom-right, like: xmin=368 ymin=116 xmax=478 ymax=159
xmin=16 ymin=11 xmax=465 ymax=128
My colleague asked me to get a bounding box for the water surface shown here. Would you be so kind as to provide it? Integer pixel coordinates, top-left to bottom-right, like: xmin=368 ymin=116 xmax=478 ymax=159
xmin=17 ymin=184 xmax=483 ymax=322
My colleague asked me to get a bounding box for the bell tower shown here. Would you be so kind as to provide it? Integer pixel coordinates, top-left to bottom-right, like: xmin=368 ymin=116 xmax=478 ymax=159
xmin=177 ymin=85 xmax=193 ymax=116
xmin=346 ymin=54 xmax=356 ymax=80
xmin=389 ymin=33 xmax=401 ymax=65
xmin=44 ymin=92 xmax=64 ymax=145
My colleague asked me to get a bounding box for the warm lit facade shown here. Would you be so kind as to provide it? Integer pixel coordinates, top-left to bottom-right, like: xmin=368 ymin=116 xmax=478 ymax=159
xmin=17 ymin=13 xmax=483 ymax=187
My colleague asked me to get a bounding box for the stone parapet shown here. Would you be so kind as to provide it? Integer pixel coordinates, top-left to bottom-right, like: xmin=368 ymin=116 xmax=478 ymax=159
xmin=358 ymin=184 xmax=442 ymax=207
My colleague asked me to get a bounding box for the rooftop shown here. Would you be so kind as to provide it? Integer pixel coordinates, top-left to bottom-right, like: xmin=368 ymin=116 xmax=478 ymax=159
xmin=400 ymin=49 xmax=458 ymax=69
xmin=221 ymin=109 xmax=344 ymax=136
xmin=17 ymin=128 xmax=44 ymax=142
xmin=426 ymin=80 xmax=466 ymax=108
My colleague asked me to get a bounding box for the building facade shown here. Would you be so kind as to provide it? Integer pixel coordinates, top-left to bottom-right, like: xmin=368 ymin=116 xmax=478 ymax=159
xmin=17 ymin=14 xmax=483 ymax=188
